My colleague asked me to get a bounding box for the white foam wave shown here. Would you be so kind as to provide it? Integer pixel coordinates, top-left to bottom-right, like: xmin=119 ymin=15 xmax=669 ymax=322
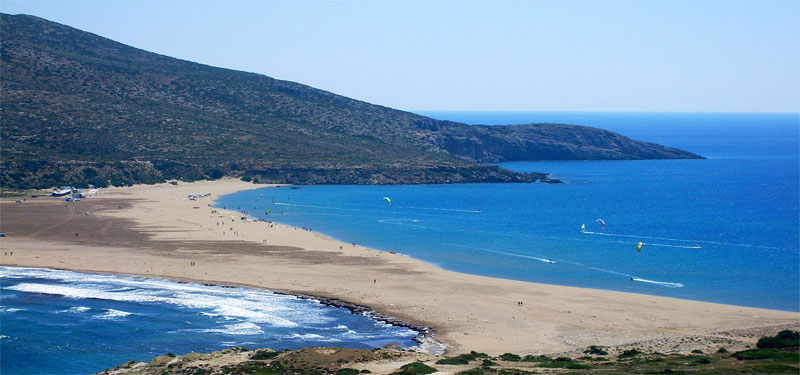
xmin=64 ymin=306 xmax=91 ymax=313
xmin=291 ymin=333 xmax=340 ymax=342
xmin=1 ymin=308 xmax=24 ymax=313
xmin=97 ymin=309 xmax=132 ymax=319
xmin=1 ymin=266 xmax=419 ymax=343
xmin=203 ymin=322 xmax=264 ymax=335
xmin=7 ymin=282 xmax=299 ymax=327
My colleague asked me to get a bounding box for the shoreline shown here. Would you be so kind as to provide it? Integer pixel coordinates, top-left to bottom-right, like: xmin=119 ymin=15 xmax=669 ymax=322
xmin=0 ymin=264 xmax=440 ymax=353
xmin=216 ymin=188 xmax=795 ymax=313
xmin=1 ymin=179 xmax=797 ymax=355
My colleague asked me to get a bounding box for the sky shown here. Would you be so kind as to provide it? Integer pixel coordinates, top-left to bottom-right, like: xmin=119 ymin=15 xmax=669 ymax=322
xmin=1 ymin=0 xmax=798 ymax=112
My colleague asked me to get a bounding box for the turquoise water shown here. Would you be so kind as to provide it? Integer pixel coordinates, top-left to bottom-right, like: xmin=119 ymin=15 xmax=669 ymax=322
xmin=0 ymin=267 xmax=419 ymax=375
xmin=216 ymin=112 xmax=799 ymax=311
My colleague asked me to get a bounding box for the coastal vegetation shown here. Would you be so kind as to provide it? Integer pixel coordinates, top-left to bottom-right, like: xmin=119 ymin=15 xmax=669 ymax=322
xmin=1 ymin=13 xmax=701 ymax=189
xmin=99 ymin=331 xmax=800 ymax=375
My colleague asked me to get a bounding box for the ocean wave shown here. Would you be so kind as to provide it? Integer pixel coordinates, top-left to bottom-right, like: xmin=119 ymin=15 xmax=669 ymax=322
xmin=291 ymin=333 xmax=340 ymax=342
xmin=0 ymin=307 xmax=25 ymax=313
xmin=203 ymin=322 xmax=264 ymax=336
xmin=63 ymin=306 xmax=91 ymax=313
xmin=96 ymin=309 xmax=132 ymax=319
xmin=2 ymin=267 xmax=419 ymax=346
xmin=8 ymin=282 xmax=300 ymax=327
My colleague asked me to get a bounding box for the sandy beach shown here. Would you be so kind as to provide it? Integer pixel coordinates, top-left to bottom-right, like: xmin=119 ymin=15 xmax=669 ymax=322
xmin=1 ymin=179 xmax=797 ymax=356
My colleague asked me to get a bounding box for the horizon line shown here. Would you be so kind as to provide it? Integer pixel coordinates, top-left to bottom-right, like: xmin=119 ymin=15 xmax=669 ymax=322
xmin=411 ymin=110 xmax=800 ymax=114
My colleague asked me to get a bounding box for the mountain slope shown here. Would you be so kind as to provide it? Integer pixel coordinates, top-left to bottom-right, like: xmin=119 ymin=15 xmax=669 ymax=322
xmin=0 ymin=13 xmax=701 ymax=188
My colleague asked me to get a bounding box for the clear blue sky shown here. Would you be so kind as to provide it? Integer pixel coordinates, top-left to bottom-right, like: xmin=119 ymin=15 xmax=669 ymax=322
xmin=2 ymin=0 xmax=798 ymax=112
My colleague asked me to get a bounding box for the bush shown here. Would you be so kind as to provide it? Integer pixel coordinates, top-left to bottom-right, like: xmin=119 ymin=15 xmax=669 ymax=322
xmin=457 ymin=368 xmax=485 ymax=375
xmin=565 ymin=363 xmax=591 ymax=369
xmin=498 ymin=353 xmax=521 ymax=361
xmin=394 ymin=362 xmax=437 ymax=375
xmin=469 ymin=351 xmax=490 ymax=359
xmin=250 ymin=349 xmax=281 ymax=360
xmin=538 ymin=357 xmax=579 ymax=369
xmin=436 ymin=351 xmax=489 ymax=365
xmin=337 ymin=369 xmax=360 ymax=375
xmin=756 ymin=330 xmax=799 ymax=349
xmin=693 ymin=356 xmax=712 ymax=364
xmin=732 ymin=349 xmax=799 ymax=361
xmin=481 ymin=359 xmax=497 ymax=367
xmin=716 ymin=347 xmax=728 ymax=353
xmin=205 ymin=168 xmax=225 ymax=180
xmin=82 ymin=167 xmax=99 ymax=178
xmin=521 ymin=355 xmax=550 ymax=362
xmin=691 ymin=349 xmax=703 ymax=354
xmin=436 ymin=357 xmax=468 ymax=365
xmin=619 ymin=349 xmax=642 ymax=358
xmin=584 ymin=345 xmax=608 ymax=355
xmin=240 ymin=175 xmax=253 ymax=182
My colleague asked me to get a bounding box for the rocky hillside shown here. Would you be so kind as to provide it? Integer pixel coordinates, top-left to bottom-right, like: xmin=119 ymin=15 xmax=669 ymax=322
xmin=1 ymin=14 xmax=700 ymax=188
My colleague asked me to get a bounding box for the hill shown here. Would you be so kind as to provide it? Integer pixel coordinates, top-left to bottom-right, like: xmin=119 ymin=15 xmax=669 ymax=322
xmin=0 ymin=14 xmax=701 ymax=188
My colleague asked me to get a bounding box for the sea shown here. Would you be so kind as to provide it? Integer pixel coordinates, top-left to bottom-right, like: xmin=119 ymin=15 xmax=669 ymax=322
xmin=0 ymin=267 xmax=419 ymax=375
xmin=215 ymin=112 xmax=799 ymax=312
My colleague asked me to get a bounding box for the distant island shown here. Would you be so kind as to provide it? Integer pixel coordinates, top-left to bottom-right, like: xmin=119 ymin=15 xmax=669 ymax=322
xmin=0 ymin=13 xmax=702 ymax=189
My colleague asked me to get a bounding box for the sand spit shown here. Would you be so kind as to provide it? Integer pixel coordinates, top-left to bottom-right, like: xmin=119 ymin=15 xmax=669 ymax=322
xmin=1 ymin=179 xmax=797 ymax=356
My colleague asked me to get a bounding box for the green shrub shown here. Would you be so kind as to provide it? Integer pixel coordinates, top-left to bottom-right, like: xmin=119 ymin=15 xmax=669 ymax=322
xmin=205 ymin=168 xmax=225 ymax=180
xmin=457 ymin=368 xmax=485 ymax=375
xmin=732 ymin=349 xmax=799 ymax=362
xmin=691 ymin=349 xmax=703 ymax=354
xmin=436 ymin=352 xmax=487 ymax=365
xmin=584 ymin=345 xmax=608 ymax=355
xmin=337 ymin=369 xmax=360 ymax=375
xmin=394 ymin=362 xmax=437 ymax=375
xmin=756 ymin=330 xmax=800 ymax=349
xmin=693 ymin=356 xmax=712 ymax=364
xmin=498 ymin=353 xmax=521 ymax=361
xmin=619 ymin=349 xmax=642 ymax=358
xmin=565 ymin=363 xmax=591 ymax=369
xmin=250 ymin=349 xmax=281 ymax=360
xmin=481 ymin=359 xmax=497 ymax=367
xmin=360 ymin=370 xmax=371 ymax=374
xmin=538 ymin=357 xmax=577 ymax=368
xmin=716 ymin=347 xmax=728 ymax=353
xmin=469 ymin=351 xmax=490 ymax=359
xmin=436 ymin=357 xmax=469 ymax=365
xmin=521 ymin=355 xmax=550 ymax=362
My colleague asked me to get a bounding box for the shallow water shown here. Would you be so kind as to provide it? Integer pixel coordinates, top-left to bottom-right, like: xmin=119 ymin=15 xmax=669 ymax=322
xmin=0 ymin=267 xmax=419 ymax=375
xmin=217 ymin=112 xmax=799 ymax=311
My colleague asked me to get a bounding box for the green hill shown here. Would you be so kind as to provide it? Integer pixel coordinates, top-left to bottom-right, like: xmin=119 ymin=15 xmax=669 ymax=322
xmin=0 ymin=13 xmax=701 ymax=188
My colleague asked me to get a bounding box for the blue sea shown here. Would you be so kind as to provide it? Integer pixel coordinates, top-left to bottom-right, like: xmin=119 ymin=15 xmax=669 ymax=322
xmin=216 ymin=112 xmax=799 ymax=312
xmin=0 ymin=267 xmax=419 ymax=375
